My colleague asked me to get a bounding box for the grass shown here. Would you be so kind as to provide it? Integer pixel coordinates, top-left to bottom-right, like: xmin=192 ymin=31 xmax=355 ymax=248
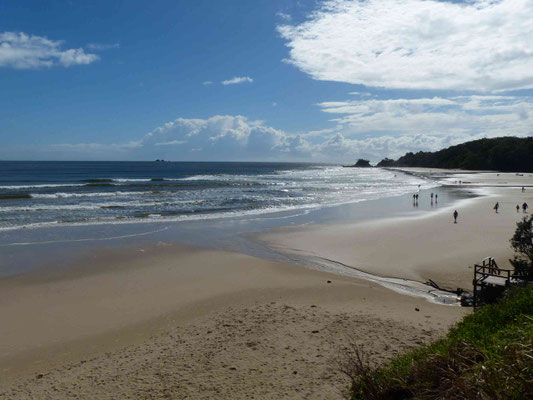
xmin=343 ymin=285 xmax=533 ymax=400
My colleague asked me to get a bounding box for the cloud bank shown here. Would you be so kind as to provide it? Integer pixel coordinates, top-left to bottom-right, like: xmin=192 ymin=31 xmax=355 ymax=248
xmin=318 ymin=95 xmax=533 ymax=138
xmin=0 ymin=32 xmax=99 ymax=69
xmin=138 ymin=115 xmax=304 ymax=160
xmin=278 ymin=0 xmax=533 ymax=91
xmin=4 ymin=94 xmax=530 ymax=161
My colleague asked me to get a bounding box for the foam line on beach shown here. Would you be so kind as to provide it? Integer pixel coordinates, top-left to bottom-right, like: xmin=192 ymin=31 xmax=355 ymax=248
xmin=30 ymin=191 xmax=145 ymax=199
xmin=0 ymin=227 xmax=169 ymax=247
xmin=307 ymin=256 xmax=459 ymax=305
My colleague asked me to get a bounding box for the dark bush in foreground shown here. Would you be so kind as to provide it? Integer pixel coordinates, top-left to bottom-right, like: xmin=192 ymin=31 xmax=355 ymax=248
xmin=510 ymin=216 xmax=533 ymax=280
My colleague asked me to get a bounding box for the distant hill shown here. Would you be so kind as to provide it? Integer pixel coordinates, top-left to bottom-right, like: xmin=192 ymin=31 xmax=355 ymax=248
xmin=344 ymin=159 xmax=371 ymax=168
xmin=377 ymin=137 xmax=533 ymax=172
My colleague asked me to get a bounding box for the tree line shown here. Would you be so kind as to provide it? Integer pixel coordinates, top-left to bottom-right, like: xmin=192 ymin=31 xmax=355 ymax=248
xmin=377 ymin=137 xmax=533 ymax=172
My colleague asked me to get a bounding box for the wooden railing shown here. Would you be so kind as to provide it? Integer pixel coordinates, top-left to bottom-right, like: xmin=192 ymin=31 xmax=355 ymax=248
xmin=472 ymin=257 xmax=525 ymax=310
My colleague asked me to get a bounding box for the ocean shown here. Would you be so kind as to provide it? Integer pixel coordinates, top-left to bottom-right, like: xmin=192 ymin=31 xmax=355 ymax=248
xmin=0 ymin=161 xmax=433 ymax=232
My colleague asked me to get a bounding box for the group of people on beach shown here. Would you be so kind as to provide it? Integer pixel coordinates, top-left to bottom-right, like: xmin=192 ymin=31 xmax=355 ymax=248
xmin=453 ymin=195 xmax=529 ymax=223
xmin=454 ymin=202 xmax=529 ymax=223
xmin=493 ymin=202 xmax=528 ymax=214
xmin=414 ymin=186 xmax=529 ymax=224
xmin=412 ymin=191 xmax=437 ymax=207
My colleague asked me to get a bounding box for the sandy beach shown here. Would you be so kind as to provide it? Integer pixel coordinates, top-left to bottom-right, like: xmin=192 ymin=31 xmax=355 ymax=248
xmin=0 ymin=244 xmax=465 ymax=399
xmin=260 ymin=172 xmax=533 ymax=290
xmin=1 ymin=170 xmax=531 ymax=399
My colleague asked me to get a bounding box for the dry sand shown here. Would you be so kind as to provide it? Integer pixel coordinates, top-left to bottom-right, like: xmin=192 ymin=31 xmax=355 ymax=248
xmin=0 ymin=245 xmax=466 ymax=399
xmin=3 ymin=170 xmax=530 ymax=399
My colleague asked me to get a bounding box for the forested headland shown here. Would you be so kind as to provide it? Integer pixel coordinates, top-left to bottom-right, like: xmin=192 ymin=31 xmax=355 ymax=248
xmin=378 ymin=137 xmax=533 ymax=172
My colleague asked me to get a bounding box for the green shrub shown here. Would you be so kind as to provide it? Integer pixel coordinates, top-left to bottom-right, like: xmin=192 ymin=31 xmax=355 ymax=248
xmin=346 ymin=286 xmax=533 ymax=400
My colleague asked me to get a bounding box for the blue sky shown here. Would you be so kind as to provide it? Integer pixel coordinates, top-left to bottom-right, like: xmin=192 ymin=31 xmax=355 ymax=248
xmin=1 ymin=0 xmax=532 ymax=162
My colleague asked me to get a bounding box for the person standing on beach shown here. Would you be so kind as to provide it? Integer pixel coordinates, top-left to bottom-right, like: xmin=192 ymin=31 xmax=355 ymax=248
xmin=523 ymin=202 xmax=529 ymax=213
xmin=494 ymin=202 xmax=499 ymax=213
xmin=453 ymin=210 xmax=458 ymax=223
xmin=517 ymin=204 xmax=520 ymax=213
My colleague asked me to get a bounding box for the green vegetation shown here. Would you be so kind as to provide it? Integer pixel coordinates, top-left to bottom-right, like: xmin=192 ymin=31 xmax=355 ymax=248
xmin=345 ymin=159 xmax=372 ymax=168
xmin=378 ymin=137 xmax=533 ymax=172
xmin=343 ymin=286 xmax=533 ymax=399
xmin=376 ymin=158 xmax=395 ymax=167
xmin=510 ymin=216 xmax=533 ymax=281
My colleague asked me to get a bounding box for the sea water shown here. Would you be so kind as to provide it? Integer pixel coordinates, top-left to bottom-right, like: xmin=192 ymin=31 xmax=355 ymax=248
xmin=1 ymin=162 xmax=470 ymax=303
xmin=0 ymin=161 xmax=433 ymax=232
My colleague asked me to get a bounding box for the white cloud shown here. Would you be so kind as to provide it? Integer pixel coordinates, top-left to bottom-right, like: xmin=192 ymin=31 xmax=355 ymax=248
xmin=86 ymin=42 xmax=120 ymax=51
xmin=221 ymin=76 xmax=253 ymax=85
xmin=276 ymin=12 xmax=292 ymax=21
xmin=0 ymin=32 xmax=99 ymax=69
xmin=316 ymin=95 xmax=533 ymax=140
xmin=140 ymin=115 xmax=288 ymax=159
xmin=349 ymin=92 xmax=372 ymax=97
xmin=4 ymin=98 xmax=531 ymax=162
xmin=154 ymin=140 xmax=187 ymax=146
xmin=278 ymin=0 xmax=533 ymax=91
xmin=72 ymin=108 xmax=532 ymax=161
xmin=202 ymin=80 xmax=213 ymax=85
xmin=314 ymin=132 xmax=491 ymax=161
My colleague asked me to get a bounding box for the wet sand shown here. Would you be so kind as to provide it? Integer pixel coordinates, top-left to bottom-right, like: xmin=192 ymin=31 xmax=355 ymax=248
xmin=259 ymin=172 xmax=533 ymax=290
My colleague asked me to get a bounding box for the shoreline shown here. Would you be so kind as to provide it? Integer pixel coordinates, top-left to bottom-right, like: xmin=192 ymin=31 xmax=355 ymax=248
xmin=256 ymin=170 xmax=533 ymax=292
xmin=1 ymin=168 xmax=531 ymax=398
xmin=0 ymin=171 xmax=462 ymax=279
xmin=0 ymin=164 xmax=430 ymax=236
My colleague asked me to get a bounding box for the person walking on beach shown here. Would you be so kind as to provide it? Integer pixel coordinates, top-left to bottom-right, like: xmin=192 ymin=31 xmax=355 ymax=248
xmin=453 ymin=210 xmax=458 ymax=223
xmin=517 ymin=204 xmax=520 ymax=213
xmin=494 ymin=202 xmax=499 ymax=213
xmin=435 ymin=193 xmax=438 ymax=202
xmin=523 ymin=202 xmax=529 ymax=213
xmin=522 ymin=186 xmax=526 ymax=192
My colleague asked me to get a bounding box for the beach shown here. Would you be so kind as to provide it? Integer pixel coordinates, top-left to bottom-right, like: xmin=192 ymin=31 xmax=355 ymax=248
xmin=1 ymin=169 xmax=532 ymax=398
xmin=0 ymin=245 xmax=465 ymax=399
xmin=260 ymin=183 xmax=532 ymax=290
xmin=4 ymin=0 xmax=533 ymax=396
